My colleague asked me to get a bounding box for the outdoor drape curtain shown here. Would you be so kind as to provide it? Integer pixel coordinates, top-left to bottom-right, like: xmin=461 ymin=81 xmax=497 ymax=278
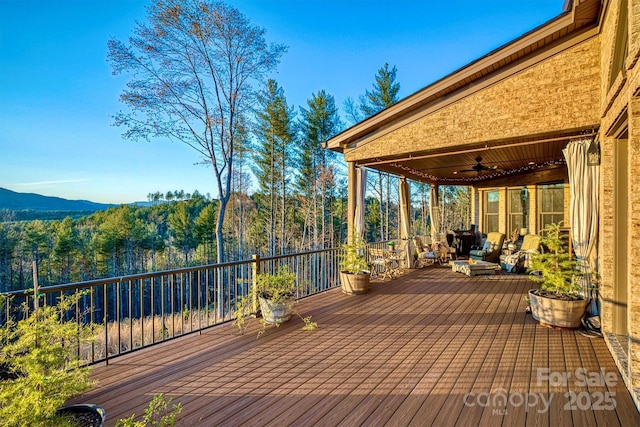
xmin=563 ymin=138 xmax=599 ymax=298
xmin=399 ymin=178 xmax=414 ymax=268
xmin=354 ymin=168 xmax=367 ymax=237
xmin=429 ymin=184 xmax=441 ymax=242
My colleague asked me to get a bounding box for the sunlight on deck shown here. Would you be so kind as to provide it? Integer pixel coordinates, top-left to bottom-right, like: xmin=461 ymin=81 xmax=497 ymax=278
xmin=75 ymin=267 xmax=640 ymax=426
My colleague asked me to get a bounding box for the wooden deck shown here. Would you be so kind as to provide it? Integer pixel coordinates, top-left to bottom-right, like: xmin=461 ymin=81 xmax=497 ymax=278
xmin=74 ymin=267 xmax=640 ymax=426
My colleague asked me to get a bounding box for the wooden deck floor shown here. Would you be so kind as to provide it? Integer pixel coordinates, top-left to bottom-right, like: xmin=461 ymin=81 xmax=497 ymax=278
xmin=74 ymin=267 xmax=640 ymax=426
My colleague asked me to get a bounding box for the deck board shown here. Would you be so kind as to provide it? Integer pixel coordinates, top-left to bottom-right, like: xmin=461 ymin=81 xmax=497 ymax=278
xmin=412 ymin=279 xmax=510 ymax=426
xmin=72 ymin=267 xmax=640 ymax=426
xmin=458 ymin=277 xmax=526 ymax=426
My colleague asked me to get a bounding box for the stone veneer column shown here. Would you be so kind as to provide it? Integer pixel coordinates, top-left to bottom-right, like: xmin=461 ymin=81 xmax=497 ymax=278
xmin=628 ymin=95 xmax=640 ymax=394
xmin=470 ymin=186 xmax=479 ymax=231
xmin=598 ymin=134 xmax=615 ymax=335
xmin=526 ymin=184 xmax=537 ymax=234
xmin=498 ymin=187 xmax=507 ymax=234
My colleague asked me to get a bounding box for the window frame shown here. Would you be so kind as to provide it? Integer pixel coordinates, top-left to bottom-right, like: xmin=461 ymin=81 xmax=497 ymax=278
xmin=483 ymin=190 xmax=500 ymax=233
xmin=507 ymin=187 xmax=528 ymax=236
xmin=538 ymin=183 xmax=564 ymax=230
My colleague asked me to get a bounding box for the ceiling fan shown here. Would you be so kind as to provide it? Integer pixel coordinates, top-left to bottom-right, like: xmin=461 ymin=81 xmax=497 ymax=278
xmin=453 ymin=156 xmax=500 ymax=175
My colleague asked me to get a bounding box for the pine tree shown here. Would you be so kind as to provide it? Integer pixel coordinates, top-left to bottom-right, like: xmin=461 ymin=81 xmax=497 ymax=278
xmin=346 ymin=64 xmax=401 ymax=239
xmin=195 ymin=203 xmax=217 ymax=263
xmin=252 ymin=80 xmax=296 ymax=255
xmin=168 ymin=202 xmax=197 ymax=266
xmin=51 ymin=217 xmax=77 ymax=284
xmin=298 ymin=90 xmax=342 ymax=249
xmin=360 ymin=63 xmax=401 ymax=117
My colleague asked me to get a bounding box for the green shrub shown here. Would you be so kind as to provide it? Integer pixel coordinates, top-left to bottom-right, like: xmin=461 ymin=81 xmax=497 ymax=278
xmin=115 ymin=394 xmax=182 ymax=427
xmin=0 ymin=293 xmax=95 ymax=427
xmin=340 ymin=233 xmax=369 ymax=274
xmin=528 ymin=222 xmax=582 ymax=299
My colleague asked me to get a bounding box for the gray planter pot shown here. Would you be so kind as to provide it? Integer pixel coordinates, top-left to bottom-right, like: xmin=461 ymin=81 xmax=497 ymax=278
xmin=528 ymin=289 xmax=587 ymax=329
xmin=258 ymin=296 xmax=294 ymax=324
xmin=340 ymin=271 xmax=370 ymax=295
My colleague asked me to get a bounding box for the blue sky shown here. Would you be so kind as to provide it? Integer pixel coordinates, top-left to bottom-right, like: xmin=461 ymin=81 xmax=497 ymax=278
xmin=0 ymin=0 xmax=562 ymax=204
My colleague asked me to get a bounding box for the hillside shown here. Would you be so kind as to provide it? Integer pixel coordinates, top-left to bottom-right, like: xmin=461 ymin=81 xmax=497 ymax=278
xmin=0 ymin=187 xmax=113 ymax=211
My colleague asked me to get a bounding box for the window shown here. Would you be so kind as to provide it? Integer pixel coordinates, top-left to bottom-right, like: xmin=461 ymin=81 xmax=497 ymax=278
xmin=508 ymin=188 xmax=528 ymax=235
xmin=609 ymin=0 xmax=628 ymax=89
xmin=538 ymin=183 xmax=564 ymax=229
xmin=484 ymin=190 xmax=499 ymax=233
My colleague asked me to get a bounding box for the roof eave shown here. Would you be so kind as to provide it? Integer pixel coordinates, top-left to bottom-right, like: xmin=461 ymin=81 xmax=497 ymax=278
xmin=326 ymin=2 xmax=599 ymax=152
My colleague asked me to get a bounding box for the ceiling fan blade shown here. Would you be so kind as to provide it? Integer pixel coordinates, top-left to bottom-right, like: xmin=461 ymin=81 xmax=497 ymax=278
xmin=453 ymin=169 xmax=477 ymax=175
xmin=453 ymin=156 xmax=502 ymax=175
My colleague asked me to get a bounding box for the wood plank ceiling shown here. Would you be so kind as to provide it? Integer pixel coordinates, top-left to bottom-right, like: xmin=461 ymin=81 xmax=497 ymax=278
xmin=356 ymin=131 xmax=595 ymax=186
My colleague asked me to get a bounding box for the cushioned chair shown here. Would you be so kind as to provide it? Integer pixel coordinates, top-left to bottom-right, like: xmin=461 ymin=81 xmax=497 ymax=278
xmin=469 ymin=232 xmax=505 ymax=263
xmin=413 ymin=237 xmax=431 ymax=267
xmin=433 ymin=233 xmax=457 ymax=260
xmin=413 ymin=237 xmax=447 ymax=267
xmin=500 ymin=234 xmax=541 ymax=273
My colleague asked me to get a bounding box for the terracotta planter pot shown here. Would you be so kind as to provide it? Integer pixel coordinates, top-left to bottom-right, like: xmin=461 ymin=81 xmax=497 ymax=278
xmin=258 ymin=296 xmax=294 ymax=324
xmin=528 ymin=289 xmax=587 ymax=329
xmin=340 ymin=271 xmax=370 ymax=295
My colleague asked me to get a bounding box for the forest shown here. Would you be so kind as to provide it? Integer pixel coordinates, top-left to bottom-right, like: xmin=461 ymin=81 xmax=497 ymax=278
xmin=0 ymin=183 xmax=471 ymax=293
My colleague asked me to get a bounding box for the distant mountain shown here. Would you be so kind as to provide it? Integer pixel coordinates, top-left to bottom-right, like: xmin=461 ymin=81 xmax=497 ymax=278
xmin=0 ymin=187 xmax=114 ymax=212
xmin=129 ymin=201 xmax=154 ymax=208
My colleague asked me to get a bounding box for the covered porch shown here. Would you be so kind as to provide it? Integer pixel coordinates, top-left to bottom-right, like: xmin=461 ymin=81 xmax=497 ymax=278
xmin=328 ymin=1 xmax=603 ymax=246
xmin=75 ymin=268 xmax=640 ymax=426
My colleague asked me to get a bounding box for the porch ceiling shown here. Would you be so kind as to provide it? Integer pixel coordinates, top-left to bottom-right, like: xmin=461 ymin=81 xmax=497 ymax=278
xmin=354 ymin=129 xmax=594 ymax=186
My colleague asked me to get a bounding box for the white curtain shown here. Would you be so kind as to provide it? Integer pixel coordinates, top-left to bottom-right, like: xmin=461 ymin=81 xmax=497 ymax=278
xmin=429 ymin=184 xmax=441 ymax=243
xmin=399 ymin=178 xmax=414 ymax=268
xmin=354 ymin=168 xmax=367 ymax=237
xmin=563 ymin=138 xmax=599 ymax=298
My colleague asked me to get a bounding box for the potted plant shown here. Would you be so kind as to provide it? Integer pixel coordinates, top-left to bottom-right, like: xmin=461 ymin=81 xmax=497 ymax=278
xmin=0 ymin=292 xmax=106 ymax=426
xmin=255 ymin=266 xmax=296 ymax=325
xmin=233 ymin=265 xmax=317 ymax=337
xmin=339 ymin=233 xmax=371 ymax=295
xmin=527 ymin=222 xmax=588 ymax=328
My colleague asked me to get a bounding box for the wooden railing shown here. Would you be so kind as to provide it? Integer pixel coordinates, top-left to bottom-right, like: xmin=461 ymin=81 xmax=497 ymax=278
xmin=0 ymin=242 xmax=392 ymax=365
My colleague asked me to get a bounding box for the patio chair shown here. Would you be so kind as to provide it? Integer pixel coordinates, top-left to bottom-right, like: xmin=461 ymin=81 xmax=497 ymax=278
xmin=414 ymin=237 xmax=433 ymax=268
xmin=500 ymin=234 xmax=541 ymax=273
xmin=434 ymin=233 xmax=457 ymax=261
xmin=369 ymin=248 xmax=393 ymax=280
xmin=469 ymin=232 xmax=505 ymax=263
xmin=414 ymin=238 xmax=448 ymax=267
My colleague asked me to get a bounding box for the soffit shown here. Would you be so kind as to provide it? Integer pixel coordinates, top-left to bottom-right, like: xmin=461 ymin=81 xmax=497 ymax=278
xmin=356 ymin=130 xmax=594 ymax=185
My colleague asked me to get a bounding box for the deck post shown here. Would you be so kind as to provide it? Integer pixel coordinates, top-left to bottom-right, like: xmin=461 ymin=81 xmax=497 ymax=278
xmin=347 ymin=161 xmax=357 ymax=244
xmin=251 ymin=254 xmax=260 ymax=314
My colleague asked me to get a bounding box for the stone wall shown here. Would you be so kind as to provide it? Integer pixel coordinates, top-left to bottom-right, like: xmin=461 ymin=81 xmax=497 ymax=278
xmin=628 ymin=94 xmax=640 ymax=404
xmin=598 ymin=0 xmax=640 ymax=410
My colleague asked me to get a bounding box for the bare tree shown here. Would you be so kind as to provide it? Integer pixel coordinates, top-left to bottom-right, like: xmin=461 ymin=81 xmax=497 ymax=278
xmin=108 ymin=0 xmax=286 ymax=263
